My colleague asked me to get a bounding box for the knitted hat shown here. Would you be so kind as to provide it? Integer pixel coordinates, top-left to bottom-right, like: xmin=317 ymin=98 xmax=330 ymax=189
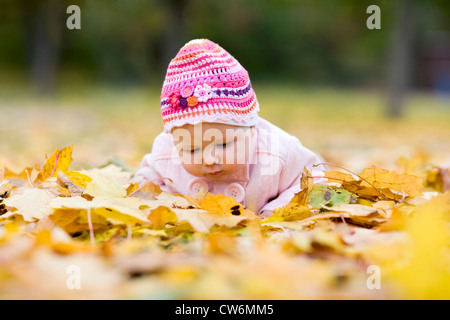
xmin=160 ymin=39 xmax=259 ymax=132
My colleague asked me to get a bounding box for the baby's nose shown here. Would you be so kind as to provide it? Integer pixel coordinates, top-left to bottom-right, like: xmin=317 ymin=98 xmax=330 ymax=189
xmin=203 ymin=150 xmax=219 ymax=165
xmin=203 ymin=145 xmax=222 ymax=165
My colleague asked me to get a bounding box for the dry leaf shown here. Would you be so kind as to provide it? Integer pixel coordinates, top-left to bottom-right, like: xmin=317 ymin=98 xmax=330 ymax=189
xmin=264 ymin=205 xmax=313 ymax=223
xmin=196 ymin=193 xmax=258 ymax=219
xmin=83 ymin=172 xmax=127 ymax=198
xmin=148 ymin=206 xmax=177 ymax=229
xmin=172 ymin=208 xmax=249 ymax=233
xmin=3 ymin=188 xmax=56 ymax=222
xmin=359 ymin=166 xmax=423 ymax=198
xmin=34 ymin=146 xmax=73 ymax=183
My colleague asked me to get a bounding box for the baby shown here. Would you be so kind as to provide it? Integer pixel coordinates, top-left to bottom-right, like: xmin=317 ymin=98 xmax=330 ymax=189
xmin=135 ymin=39 xmax=325 ymax=216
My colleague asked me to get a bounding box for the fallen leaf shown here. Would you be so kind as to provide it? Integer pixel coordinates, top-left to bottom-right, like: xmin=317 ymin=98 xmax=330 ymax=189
xmin=3 ymin=187 xmax=56 ymax=222
xmin=172 ymin=208 xmax=249 ymax=233
xmin=57 ymin=171 xmax=84 ymax=196
xmin=359 ymin=166 xmax=423 ymax=198
xmin=65 ymin=170 xmax=92 ymax=188
xmin=309 ymin=184 xmax=356 ymax=209
xmin=48 ymin=196 xmax=148 ymax=225
xmin=263 ymin=204 xmax=313 ymax=223
xmin=323 ymin=170 xmax=356 ymax=184
xmin=83 ymin=171 xmax=127 ymax=198
xmin=34 ymin=146 xmax=73 ymax=183
xmin=196 ymin=193 xmax=258 ymax=218
xmin=326 ymin=204 xmax=387 ymax=227
xmin=148 ymin=206 xmax=178 ymax=229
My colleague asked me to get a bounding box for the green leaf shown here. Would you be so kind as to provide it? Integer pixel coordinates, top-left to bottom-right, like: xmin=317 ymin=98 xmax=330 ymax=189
xmin=308 ymin=184 xmax=355 ymax=209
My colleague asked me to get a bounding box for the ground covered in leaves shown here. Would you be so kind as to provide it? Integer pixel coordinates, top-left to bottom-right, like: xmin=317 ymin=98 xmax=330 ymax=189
xmin=1 ymin=145 xmax=449 ymax=299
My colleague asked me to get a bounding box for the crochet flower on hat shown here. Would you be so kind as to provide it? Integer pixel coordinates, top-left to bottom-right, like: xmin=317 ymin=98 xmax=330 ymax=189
xmin=194 ymin=84 xmax=212 ymax=102
xmin=168 ymin=92 xmax=180 ymax=108
xmin=180 ymin=84 xmax=195 ymax=98
xmin=187 ymin=96 xmax=198 ymax=107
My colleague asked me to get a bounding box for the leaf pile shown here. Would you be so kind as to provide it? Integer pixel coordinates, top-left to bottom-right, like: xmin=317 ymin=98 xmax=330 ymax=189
xmin=0 ymin=147 xmax=449 ymax=299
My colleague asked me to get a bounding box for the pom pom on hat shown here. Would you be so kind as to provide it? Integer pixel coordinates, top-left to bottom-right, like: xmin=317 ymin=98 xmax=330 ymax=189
xmin=160 ymin=39 xmax=259 ymax=132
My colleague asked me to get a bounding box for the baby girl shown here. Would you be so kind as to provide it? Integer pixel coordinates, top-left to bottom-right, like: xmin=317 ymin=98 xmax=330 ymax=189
xmin=135 ymin=39 xmax=324 ymax=217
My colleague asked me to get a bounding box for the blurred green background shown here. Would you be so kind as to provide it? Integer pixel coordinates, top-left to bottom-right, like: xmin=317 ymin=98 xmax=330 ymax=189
xmin=0 ymin=0 xmax=449 ymax=171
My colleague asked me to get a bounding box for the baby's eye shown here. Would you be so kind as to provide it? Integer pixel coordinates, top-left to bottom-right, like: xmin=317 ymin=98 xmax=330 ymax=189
xmin=218 ymin=141 xmax=233 ymax=148
xmin=184 ymin=148 xmax=200 ymax=154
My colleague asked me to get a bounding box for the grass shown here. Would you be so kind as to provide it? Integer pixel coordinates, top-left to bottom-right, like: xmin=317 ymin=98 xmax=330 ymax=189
xmin=1 ymin=81 xmax=449 ymax=173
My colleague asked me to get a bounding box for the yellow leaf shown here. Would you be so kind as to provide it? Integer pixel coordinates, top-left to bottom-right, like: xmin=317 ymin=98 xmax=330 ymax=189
xmin=148 ymin=206 xmax=178 ymax=229
xmin=323 ymin=170 xmax=356 ymax=184
xmin=140 ymin=181 xmax=163 ymax=196
xmin=48 ymin=195 xmax=150 ymax=227
xmin=3 ymin=166 xmax=34 ymax=181
xmin=83 ymin=172 xmax=127 ymax=198
xmin=359 ymin=166 xmax=423 ymax=198
xmin=173 ymin=208 xmax=249 ymax=233
xmin=2 ymin=187 xmax=56 ymax=222
xmin=197 ymin=193 xmax=257 ymax=218
xmin=92 ymin=196 xmax=150 ymax=225
xmin=49 ymin=208 xmax=109 ymax=234
xmin=264 ymin=204 xmax=313 ymax=223
xmin=388 ymin=193 xmax=450 ymax=299
xmin=205 ymin=231 xmax=237 ymax=254
xmin=65 ymin=171 xmax=92 ymax=188
xmin=296 ymin=167 xmax=314 ymax=205
xmin=80 ymin=165 xmax=133 ymax=198
xmin=34 ymin=146 xmax=73 ymax=183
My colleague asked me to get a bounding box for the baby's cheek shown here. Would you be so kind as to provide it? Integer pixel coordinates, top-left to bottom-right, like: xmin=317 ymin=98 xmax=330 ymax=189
xmin=179 ymin=151 xmax=203 ymax=166
xmin=223 ymin=147 xmax=248 ymax=165
xmin=223 ymin=163 xmax=246 ymax=175
xmin=181 ymin=163 xmax=204 ymax=177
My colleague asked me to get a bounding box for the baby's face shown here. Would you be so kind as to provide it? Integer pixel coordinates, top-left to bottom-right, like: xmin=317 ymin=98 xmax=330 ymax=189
xmin=172 ymin=123 xmax=254 ymax=182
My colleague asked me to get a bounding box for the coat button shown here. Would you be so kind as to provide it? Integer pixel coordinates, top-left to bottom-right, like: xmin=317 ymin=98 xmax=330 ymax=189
xmin=187 ymin=178 xmax=210 ymax=193
xmin=224 ymin=183 xmax=245 ymax=203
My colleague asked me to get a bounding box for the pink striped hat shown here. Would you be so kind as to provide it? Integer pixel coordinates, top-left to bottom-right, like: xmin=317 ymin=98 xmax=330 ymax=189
xmin=160 ymin=39 xmax=259 ymax=132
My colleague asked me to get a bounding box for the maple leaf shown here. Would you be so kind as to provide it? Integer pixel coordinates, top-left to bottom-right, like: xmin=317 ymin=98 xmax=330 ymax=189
xmin=323 ymin=170 xmax=356 ymax=184
xmin=309 ymin=184 xmax=356 ymax=209
xmin=143 ymin=192 xmax=259 ymax=232
xmin=64 ymin=170 xmax=92 ymax=189
xmin=2 ymin=166 xmax=35 ymax=181
xmin=57 ymin=171 xmax=84 ymax=196
xmin=172 ymin=208 xmax=249 ymax=233
xmin=296 ymin=167 xmax=314 ymax=206
xmin=34 ymin=146 xmax=74 ymax=184
xmin=326 ymin=204 xmax=387 ymax=227
xmin=322 ymin=165 xmax=424 ymax=201
xmin=379 ymin=193 xmax=450 ymax=299
xmin=2 ymin=187 xmax=56 ymax=222
xmin=359 ymin=166 xmax=423 ymax=198
xmin=263 ymin=204 xmax=313 ymax=223
xmin=205 ymin=231 xmax=238 ymax=255
xmin=80 ymin=165 xmax=133 ymax=198
xmin=196 ymin=193 xmax=258 ymax=218
xmin=424 ymin=167 xmax=450 ymax=193
xmin=262 ymin=168 xmax=317 ymax=224
xmin=148 ymin=206 xmax=177 ymax=229
xmin=48 ymin=195 xmax=150 ymax=234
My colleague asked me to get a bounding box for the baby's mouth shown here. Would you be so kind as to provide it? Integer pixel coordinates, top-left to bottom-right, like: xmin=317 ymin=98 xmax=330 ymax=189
xmin=206 ymin=170 xmax=224 ymax=176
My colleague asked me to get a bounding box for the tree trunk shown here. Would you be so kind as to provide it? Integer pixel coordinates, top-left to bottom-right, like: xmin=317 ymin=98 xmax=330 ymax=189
xmin=21 ymin=0 xmax=64 ymax=96
xmin=387 ymin=0 xmax=416 ymax=118
xmin=161 ymin=0 xmax=187 ymax=69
